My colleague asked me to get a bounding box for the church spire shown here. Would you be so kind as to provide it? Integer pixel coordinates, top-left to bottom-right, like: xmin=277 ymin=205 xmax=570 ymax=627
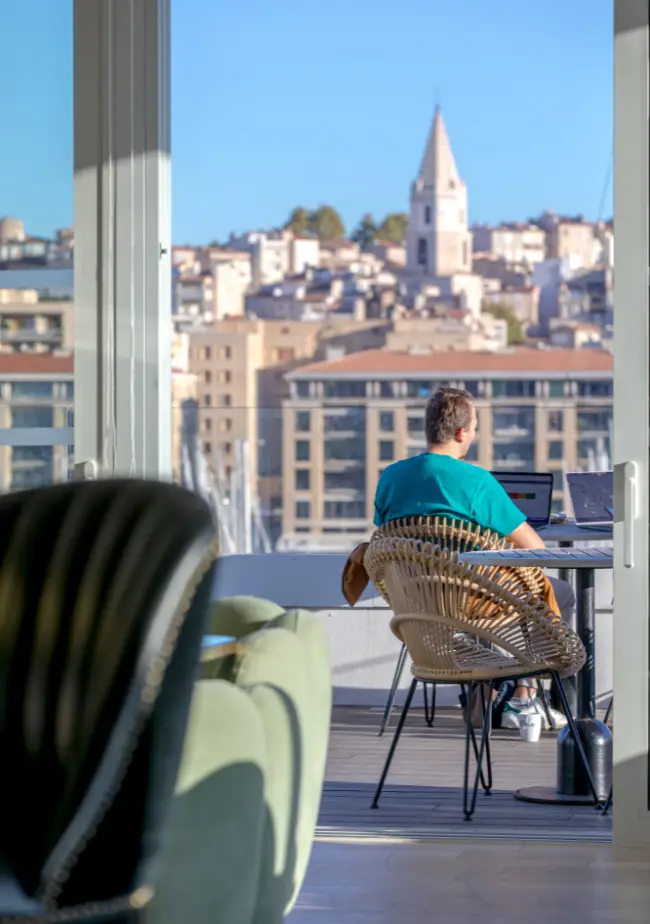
xmin=417 ymin=106 xmax=462 ymax=190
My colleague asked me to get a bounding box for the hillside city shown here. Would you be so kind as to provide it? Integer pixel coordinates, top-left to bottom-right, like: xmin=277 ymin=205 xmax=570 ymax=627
xmin=0 ymin=108 xmax=614 ymax=553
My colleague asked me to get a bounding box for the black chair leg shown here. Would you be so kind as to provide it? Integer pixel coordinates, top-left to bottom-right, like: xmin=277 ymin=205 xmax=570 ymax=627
xmin=423 ymin=682 xmax=437 ymax=728
xmin=462 ymin=682 xmax=493 ymax=794
xmin=463 ymin=681 xmax=493 ymax=821
xmin=379 ymin=643 xmax=408 ymax=737
xmin=372 ymin=677 xmax=417 ymax=808
xmin=551 ymin=672 xmax=602 ymax=806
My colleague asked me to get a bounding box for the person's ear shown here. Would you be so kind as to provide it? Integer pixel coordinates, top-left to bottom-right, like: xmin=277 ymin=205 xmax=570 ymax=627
xmin=455 ymin=428 xmax=464 ymax=442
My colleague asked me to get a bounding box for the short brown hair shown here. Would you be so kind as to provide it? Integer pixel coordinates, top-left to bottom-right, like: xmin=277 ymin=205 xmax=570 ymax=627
xmin=425 ymin=387 xmax=474 ymax=445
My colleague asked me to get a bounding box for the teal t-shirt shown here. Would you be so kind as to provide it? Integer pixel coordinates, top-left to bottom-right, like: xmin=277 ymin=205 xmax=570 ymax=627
xmin=373 ymin=452 xmax=526 ymax=538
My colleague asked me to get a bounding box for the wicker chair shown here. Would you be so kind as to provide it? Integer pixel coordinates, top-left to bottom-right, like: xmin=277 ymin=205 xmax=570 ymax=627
xmin=373 ymin=516 xmax=546 ymax=735
xmin=365 ymin=519 xmax=599 ymax=820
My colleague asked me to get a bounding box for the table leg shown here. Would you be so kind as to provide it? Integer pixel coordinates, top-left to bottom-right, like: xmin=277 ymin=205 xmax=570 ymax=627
xmin=515 ymin=566 xmax=612 ymax=806
xmin=557 ymin=540 xmax=577 ymax=715
xmin=576 ymin=567 xmax=596 ymax=720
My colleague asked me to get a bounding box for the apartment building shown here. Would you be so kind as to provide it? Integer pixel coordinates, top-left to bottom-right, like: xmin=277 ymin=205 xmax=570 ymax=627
xmin=188 ymin=316 xmax=392 ymax=538
xmin=472 ymin=223 xmax=547 ymax=267
xmin=0 ymin=289 xmax=73 ymax=353
xmin=280 ymin=346 xmax=613 ymax=551
xmin=0 ymin=353 xmax=74 ymax=491
xmin=536 ymin=212 xmax=602 ymax=268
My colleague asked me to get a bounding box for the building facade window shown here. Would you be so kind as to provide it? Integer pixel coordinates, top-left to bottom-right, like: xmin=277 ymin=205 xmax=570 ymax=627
xmin=491 ymin=380 xmax=536 ymax=399
xmin=296 ymin=410 xmax=311 ymax=432
xmin=323 ymin=500 xmax=366 ymax=519
xmin=577 ymin=380 xmax=612 ymax=398
xmin=324 ymin=438 xmax=365 ymax=461
xmin=548 ymin=440 xmax=564 ymax=461
xmin=295 ymin=469 xmax=310 ymax=490
xmin=548 ymin=410 xmax=564 ymax=432
xmin=323 ymin=381 xmax=366 ymax=399
xmin=295 ymin=440 xmax=310 ymax=462
xmin=324 ymin=408 xmax=365 ymax=432
xmin=417 ymin=238 xmax=427 ymax=266
xmin=379 ymin=440 xmax=395 ymax=462
xmin=578 ymin=408 xmax=612 ymax=432
xmin=295 ymin=501 xmax=310 ymax=519
xmin=379 ymin=411 xmax=394 ymax=432
xmin=324 ymin=470 xmax=365 ymax=492
xmin=406 ymin=381 xmax=436 ymax=399
xmin=424 ymin=205 xmax=431 ymax=225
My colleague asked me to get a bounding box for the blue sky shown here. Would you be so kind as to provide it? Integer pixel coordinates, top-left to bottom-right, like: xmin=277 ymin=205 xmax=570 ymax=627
xmin=2 ymin=0 xmax=612 ymax=244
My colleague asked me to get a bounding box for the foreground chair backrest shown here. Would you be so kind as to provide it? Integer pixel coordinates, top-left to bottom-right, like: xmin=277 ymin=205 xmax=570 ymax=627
xmin=150 ymin=598 xmax=332 ymax=924
xmin=0 ymin=478 xmax=217 ymax=920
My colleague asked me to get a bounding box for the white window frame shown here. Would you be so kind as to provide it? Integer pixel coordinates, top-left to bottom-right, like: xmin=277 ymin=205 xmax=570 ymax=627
xmin=74 ymin=0 xmax=171 ymax=479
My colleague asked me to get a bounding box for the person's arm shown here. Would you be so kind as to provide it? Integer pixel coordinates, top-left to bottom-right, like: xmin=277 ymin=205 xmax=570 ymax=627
xmin=506 ymin=521 xmax=545 ymax=550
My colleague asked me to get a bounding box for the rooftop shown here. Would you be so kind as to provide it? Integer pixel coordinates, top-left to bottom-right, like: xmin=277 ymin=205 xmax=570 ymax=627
xmin=288 ymin=347 xmax=613 ymax=378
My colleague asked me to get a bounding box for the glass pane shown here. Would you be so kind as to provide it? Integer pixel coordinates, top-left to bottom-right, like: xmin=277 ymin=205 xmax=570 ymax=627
xmin=0 ymin=1 xmax=74 ymax=491
xmin=172 ymin=2 xmax=612 ymax=556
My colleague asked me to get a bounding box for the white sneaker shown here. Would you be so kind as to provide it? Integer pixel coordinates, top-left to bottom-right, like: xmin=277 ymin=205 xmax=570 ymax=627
xmin=501 ymin=696 xmax=568 ymax=731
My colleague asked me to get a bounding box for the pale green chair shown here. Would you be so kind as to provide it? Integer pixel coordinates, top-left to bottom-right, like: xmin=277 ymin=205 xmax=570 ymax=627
xmin=150 ymin=598 xmax=331 ymax=924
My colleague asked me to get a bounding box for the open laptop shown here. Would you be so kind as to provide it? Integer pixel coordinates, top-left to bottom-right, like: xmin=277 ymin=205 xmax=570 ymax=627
xmin=491 ymin=471 xmax=553 ymax=528
xmin=566 ymin=471 xmax=613 ymax=525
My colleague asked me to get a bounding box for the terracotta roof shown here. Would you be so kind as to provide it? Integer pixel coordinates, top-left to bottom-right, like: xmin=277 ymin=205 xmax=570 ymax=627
xmin=289 ymin=347 xmax=613 ymax=378
xmin=0 ymin=354 xmax=73 ymax=374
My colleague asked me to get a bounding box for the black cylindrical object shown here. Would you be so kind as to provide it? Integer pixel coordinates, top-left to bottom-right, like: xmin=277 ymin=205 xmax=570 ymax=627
xmin=557 ymin=718 xmax=612 ymax=799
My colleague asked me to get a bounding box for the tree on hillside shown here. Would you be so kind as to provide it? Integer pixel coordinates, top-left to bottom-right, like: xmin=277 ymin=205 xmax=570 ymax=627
xmin=309 ymin=205 xmax=345 ymax=241
xmin=285 ymin=205 xmax=345 ymax=241
xmin=285 ymin=206 xmax=310 ymax=237
xmin=350 ymin=213 xmax=378 ymax=250
xmin=377 ymin=212 xmax=409 ymax=244
xmin=483 ymin=302 xmax=524 ymax=345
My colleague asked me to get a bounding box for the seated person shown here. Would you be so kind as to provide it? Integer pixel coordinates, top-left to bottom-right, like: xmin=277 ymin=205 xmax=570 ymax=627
xmin=373 ymin=386 xmax=573 ymax=730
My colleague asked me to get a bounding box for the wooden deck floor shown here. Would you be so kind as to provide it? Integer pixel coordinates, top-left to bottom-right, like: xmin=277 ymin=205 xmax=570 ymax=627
xmin=316 ymin=707 xmax=612 ymax=843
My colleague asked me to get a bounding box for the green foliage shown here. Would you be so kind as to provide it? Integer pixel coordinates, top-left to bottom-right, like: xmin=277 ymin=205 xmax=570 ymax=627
xmin=285 ymin=205 xmax=345 ymax=241
xmin=376 ymin=212 xmax=409 ymax=244
xmin=350 ymin=213 xmax=378 ymax=250
xmin=286 ymin=207 xmax=310 ymax=237
xmin=483 ymin=302 xmax=525 ymax=344
xmin=309 ymin=205 xmax=345 ymax=241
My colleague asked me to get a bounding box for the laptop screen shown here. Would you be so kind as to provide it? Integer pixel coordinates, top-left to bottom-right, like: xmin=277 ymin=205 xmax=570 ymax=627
xmin=491 ymin=471 xmax=554 ymax=527
xmin=566 ymin=471 xmax=613 ymax=524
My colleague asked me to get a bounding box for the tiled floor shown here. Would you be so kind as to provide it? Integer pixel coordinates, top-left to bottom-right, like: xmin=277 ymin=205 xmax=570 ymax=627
xmin=317 ymin=707 xmax=612 ymax=841
xmin=291 ymin=839 xmax=650 ymax=924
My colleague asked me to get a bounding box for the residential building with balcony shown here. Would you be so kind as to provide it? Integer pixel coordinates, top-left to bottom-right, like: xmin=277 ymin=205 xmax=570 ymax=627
xmin=279 ymin=346 xmax=613 ymax=550
xmin=0 ymin=353 xmax=74 ymax=491
xmin=0 ymin=289 xmax=73 ymax=353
